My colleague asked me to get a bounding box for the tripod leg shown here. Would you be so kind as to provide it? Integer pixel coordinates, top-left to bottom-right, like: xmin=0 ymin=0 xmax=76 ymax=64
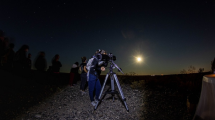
xmin=94 ymin=73 xmax=109 ymax=110
xmin=110 ymin=75 xmax=115 ymax=101
xmin=113 ymin=74 xmax=129 ymax=112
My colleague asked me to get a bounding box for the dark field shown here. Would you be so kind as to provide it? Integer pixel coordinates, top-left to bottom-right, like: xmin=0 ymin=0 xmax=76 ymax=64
xmin=0 ymin=69 xmax=211 ymax=120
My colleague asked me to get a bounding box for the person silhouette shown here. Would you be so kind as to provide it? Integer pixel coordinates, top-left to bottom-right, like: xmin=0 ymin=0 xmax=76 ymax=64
xmin=2 ymin=43 xmax=15 ymax=71
xmin=35 ymin=52 xmax=47 ymax=71
xmin=26 ymin=53 xmax=32 ymax=70
xmin=79 ymin=56 xmax=88 ymax=94
xmin=52 ymin=54 xmax=62 ymax=73
xmin=0 ymin=30 xmax=6 ymax=68
xmin=13 ymin=44 xmax=29 ymax=71
xmin=69 ymin=62 xmax=79 ymax=86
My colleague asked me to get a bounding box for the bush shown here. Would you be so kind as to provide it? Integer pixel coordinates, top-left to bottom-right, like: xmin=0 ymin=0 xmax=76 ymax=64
xmin=117 ymin=72 xmax=138 ymax=85
xmin=130 ymin=80 xmax=145 ymax=89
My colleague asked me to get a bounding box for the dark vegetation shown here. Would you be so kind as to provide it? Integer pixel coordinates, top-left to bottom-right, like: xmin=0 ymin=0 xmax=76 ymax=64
xmin=115 ymin=72 xmax=211 ymax=116
xmin=0 ymin=68 xmax=212 ymax=120
xmin=0 ymin=69 xmax=69 ymax=120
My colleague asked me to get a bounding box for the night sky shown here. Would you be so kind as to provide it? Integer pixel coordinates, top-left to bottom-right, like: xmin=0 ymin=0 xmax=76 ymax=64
xmin=1 ymin=0 xmax=215 ymax=75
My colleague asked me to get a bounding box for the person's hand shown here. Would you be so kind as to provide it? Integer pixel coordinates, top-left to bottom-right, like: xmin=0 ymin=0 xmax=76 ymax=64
xmin=101 ymin=67 xmax=105 ymax=71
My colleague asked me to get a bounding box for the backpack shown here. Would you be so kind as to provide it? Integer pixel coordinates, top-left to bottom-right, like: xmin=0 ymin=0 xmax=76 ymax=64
xmin=86 ymin=57 xmax=94 ymax=71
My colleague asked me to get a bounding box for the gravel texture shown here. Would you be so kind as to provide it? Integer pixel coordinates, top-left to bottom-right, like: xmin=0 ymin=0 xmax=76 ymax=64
xmin=15 ymin=80 xmax=193 ymax=120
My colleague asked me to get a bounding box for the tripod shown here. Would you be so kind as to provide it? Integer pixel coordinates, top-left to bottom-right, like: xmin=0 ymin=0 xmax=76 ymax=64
xmin=94 ymin=61 xmax=129 ymax=112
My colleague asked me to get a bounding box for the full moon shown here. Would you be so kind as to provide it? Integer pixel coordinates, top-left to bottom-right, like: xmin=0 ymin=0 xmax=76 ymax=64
xmin=137 ymin=57 xmax=141 ymax=62
xmin=134 ymin=55 xmax=143 ymax=63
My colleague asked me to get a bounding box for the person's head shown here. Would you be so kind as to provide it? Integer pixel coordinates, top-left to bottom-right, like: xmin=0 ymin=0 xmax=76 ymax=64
xmin=55 ymin=54 xmax=59 ymax=61
xmin=40 ymin=51 xmax=45 ymax=57
xmin=19 ymin=44 xmax=29 ymax=52
xmin=75 ymin=62 xmax=79 ymax=66
xmin=81 ymin=56 xmax=87 ymax=62
xmin=95 ymin=49 xmax=106 ymax=55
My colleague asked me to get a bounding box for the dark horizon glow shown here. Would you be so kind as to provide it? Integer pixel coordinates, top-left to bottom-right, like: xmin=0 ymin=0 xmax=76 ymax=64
xmin=1 ymin=0 xmax=215 ymax=75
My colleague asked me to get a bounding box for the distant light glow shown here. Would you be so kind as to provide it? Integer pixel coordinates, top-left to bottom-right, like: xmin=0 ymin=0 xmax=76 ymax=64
xmin=135 ymin=56 xmax=143 ymax=63
xmin=137 ymin=57 xmax=141 ymax=62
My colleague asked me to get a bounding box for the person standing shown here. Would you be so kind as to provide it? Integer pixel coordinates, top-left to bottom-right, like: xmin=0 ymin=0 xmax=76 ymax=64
xmin=87 ymin=49 xmax=106 ymax=106
xmin=0 ymin=30 xmax=6 ymax=69
xmin=69 ymin=62 xmax=79 ymax=86
xmin=51 ymin=54 xmax=62 ymax=85
xmin=2 ymin=43 xmax=15 ymax=71
xmin=26 ymin=53 xmax=32 ymax=70
xmin=13 ymin=44 xmax=29 ymax=71
xmin=52 ymin=54 xmax=62 ymax=73
xmin=79 ymin=56 xmax=88 ymax=95
xmin=35 ymin=52 xmax=47 ymax=71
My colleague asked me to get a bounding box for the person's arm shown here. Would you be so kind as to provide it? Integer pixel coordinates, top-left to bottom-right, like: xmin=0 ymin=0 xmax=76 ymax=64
xmin=91 ymin=59 xmax=105 ymax=72
xmin=93 ymin=59 xmax=102 ymax=71
xmin=79 ymin=66 xmax=82 ymax=72
xmin=96 ymin=65 xmax=105 ymax=72
xmin=84 ymin=66 xmax=88 ymax=73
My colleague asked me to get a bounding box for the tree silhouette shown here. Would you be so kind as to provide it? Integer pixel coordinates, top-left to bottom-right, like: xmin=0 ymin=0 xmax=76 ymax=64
xmin=198 ymin=68 xmax=204 ymax=73
xmin=180 ymin=65 xmax=196 ymax=74
xmin=188 ymin=65 xmax=196 ymax=73
xmin=180 ymin=69 xmax=187 ymax=74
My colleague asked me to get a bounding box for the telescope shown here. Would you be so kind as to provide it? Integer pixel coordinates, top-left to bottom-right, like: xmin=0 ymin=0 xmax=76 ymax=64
xmin=94 ymin=52 xmax=128 ymax=111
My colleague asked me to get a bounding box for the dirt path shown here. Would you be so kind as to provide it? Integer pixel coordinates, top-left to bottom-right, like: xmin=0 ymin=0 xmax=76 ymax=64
xmin=15 ymin=81 xmax=192 ymax=120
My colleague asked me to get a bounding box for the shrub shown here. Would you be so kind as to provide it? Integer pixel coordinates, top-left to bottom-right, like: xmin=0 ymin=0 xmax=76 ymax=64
xmin=130 ymin=80 xmax=145 ymax=89
xmin=117 ymin=72 xmax=137 ymax=84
